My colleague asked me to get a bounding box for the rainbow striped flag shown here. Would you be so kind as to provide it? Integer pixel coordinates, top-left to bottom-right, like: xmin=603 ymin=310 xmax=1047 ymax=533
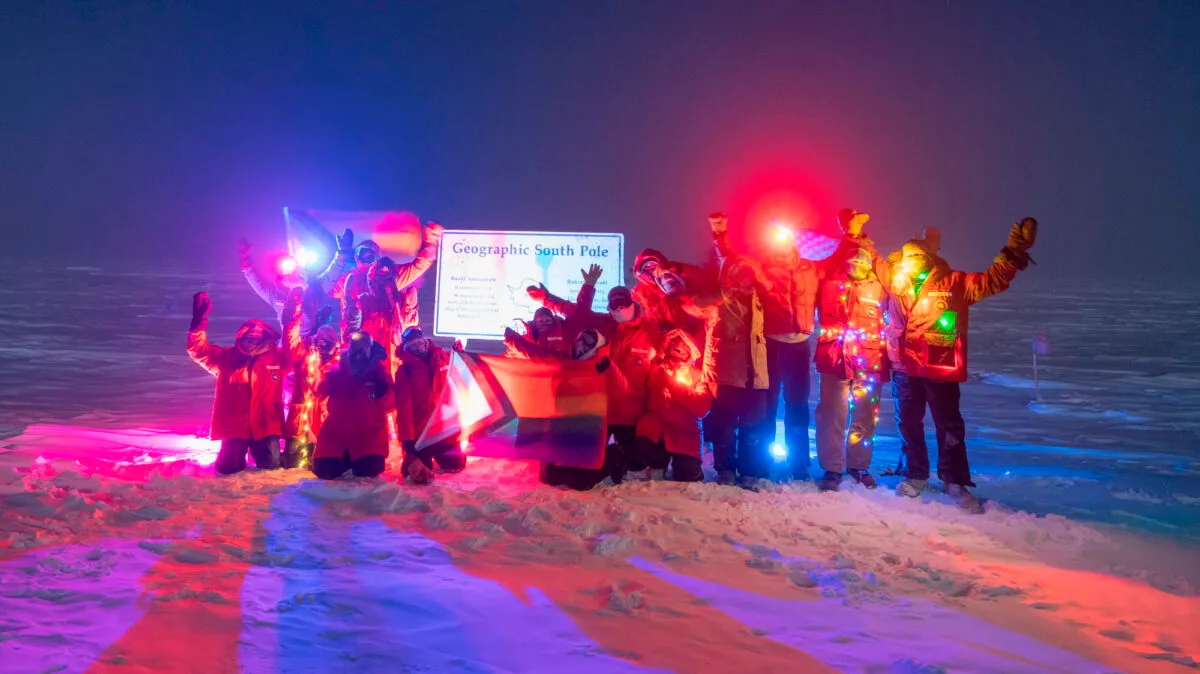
xmin=416 ymin=352 xmax=608 ymax=469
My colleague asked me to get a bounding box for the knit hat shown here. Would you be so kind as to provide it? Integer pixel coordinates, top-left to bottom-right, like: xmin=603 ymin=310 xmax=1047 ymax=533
xmin=607 ymin=285 xmax=633 ymax=309
xmin=400 ymin=326 xmax=424 ymax=344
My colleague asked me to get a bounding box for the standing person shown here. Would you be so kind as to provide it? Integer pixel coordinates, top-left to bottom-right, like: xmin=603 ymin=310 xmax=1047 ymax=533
xmin=394 ymin=327 xmax=466 ymax=482
xmin=346 ymin=257 xmax=403 ymax=355
xmin=312 ymin=332 xmax=394 ymax=480
xmin=636 ymin=329 xmax=711 ymax=481
xmin=705 ymin=214 xmax=769 ymax=487
xmin=863 ymin=218 xmax=1039 ymax=511
xmin=630 ymin=249 xmax=717 ymax=349
xmin=755 ymin=208 xmax=865 ymax=480
xmin=813 ymin=248 xmax=888 ymax=491
xmin=187 ymin=291 xmax=294 ymax=475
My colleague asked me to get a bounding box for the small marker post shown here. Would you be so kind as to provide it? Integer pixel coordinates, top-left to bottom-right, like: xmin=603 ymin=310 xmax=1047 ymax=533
xmin=1032 ymin=334 xmax=1050 ymax=402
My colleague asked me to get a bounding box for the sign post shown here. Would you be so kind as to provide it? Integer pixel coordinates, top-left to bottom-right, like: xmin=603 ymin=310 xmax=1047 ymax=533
xmin=1031 ymin=334 xmax=1050 ymax=402
xmin=433 ymin=230 xmax=625 ymax=340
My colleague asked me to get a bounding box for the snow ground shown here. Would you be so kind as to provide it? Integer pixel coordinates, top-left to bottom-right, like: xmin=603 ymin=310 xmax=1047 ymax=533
xmin=0 ymin=266 xmax=1198 ymax=673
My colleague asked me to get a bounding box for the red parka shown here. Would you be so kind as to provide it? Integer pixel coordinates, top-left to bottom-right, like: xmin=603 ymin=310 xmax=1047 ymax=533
xmin=187 ymin=320 xmax=290 ymax=441
xmin=758 ymin=236 xmax=858 ymax=337
xmin=605 ymin=310 xmax=664 ymax=426
xmin=630 ymin=251 xmax=717 ymax=348
xmin=636 ymin=331 xmax=712 ymax=459
xmin=867 ymin=243 xmax=1023 ymax=382
xmin=394 ymin=345 xmax=452 ymax=443
xmin=313 ymin=361 xmax=394 ymax=461
xmin=504 ymin=318 xmax=567 ymax=359
xmin=815 ymin=275 xmax=889 ymax=382
xmin=539 ymin=283 xmax=618 ymax=344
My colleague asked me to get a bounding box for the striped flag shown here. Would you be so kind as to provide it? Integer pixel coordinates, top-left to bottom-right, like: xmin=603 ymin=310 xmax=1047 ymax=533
xmin=416 ymin=352 xmax=608 ymax=469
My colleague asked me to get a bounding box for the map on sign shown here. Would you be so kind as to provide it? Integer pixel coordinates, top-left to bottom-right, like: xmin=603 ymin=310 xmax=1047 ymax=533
xmin=434 ymin=230 xmax=625 ymax=340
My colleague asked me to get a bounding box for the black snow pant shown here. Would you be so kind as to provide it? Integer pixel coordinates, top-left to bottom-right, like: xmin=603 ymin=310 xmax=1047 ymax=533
xmin=709 ymin=384 xmax=769 ymax=479
xmin=636 ymin=436 xmax=703 ymax=482
xmin=539 ymin=428 xmax=628 ymax=491
xmin=282 ymin=438 xmax=314 ymax=470
xmin=609 ymin=424 xmax=641 ymax=472
xmin=760 ymin=338 xmax=812 ymax=478
xmin=313 ymin=452 xmax=387 ymax=480
xmin=892 ymin=372 xmax=974 ymax=487
xmin=215 ymin=436 xmax=281 ymax=475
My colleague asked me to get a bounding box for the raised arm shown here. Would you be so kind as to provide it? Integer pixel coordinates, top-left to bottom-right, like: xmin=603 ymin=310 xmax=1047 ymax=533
xmin=237 ymin=239 xmax=288 ymax=312
xmin=964 ymin=218 xmax=1037 ymax=305
xmin=185 ymin=292 xmax=224 ymax=376
xmin=394 ymin=222 xmax=444 ymax=290
xmin=317 ymin=229 xmax=356 ymax=296
xmin=503 ymin=328 xmax=565 ymax=360
xmin=283 ymin=288 xmax=307 ymax=365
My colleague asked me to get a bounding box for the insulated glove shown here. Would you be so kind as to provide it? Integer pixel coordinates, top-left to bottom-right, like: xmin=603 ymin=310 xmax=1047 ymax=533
xmin=336 ymin=228 xmax=355 ymax=254
xmin=191 ymin=292 xmax=212 ymax=332
xmin=526 ymin=284 xmax=549 ymax=303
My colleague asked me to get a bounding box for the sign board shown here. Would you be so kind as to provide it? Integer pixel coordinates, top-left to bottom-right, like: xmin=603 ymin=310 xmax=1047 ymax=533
xmin=1032 ymin=334 xmax=1050 ymax=355
xmin=434 ymin=230 xmax=625 ymax=340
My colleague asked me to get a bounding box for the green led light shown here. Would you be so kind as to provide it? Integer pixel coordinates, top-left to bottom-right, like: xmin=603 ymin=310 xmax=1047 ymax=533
xmin=937 ymin=310 xmax=957 ymax=332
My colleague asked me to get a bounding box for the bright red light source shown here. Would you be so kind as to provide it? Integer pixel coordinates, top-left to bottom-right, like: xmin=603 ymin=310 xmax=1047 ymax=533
xmin=277 ymin=257 xmax=298 ymax=275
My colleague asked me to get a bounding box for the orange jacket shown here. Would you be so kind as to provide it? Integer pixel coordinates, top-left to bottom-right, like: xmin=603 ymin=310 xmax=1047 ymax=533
xmin=815 ymin=275 xmax=889 ymax=382
xmin=636 ymin=332 xmax=711 ymax=458
xmin=605 ymin=314 xmax=664 ymax=425
xmin=539 ymin=283 xmax=618 ymax=344
xmin=187 ymin=320 xmax=290 ymax=441
xmin=313 ymin=362 xmax=394 ymax=460
xmin=868 ymin=243 xmax=1023 ymax=382
xmin=394 ymin=346 xmax=452 ymax=442
xmin=758 ymin=235 xmax=858 ymax=336
xmin=504 ymin=318 xmax=568 ymax=359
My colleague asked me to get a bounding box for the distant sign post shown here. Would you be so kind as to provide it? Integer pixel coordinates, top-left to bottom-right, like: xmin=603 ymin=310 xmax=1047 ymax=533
xmin=433 ymin=230 xmax=625 ymax=340
xmin=1032 ymin=334 xmax=1050 ymax=402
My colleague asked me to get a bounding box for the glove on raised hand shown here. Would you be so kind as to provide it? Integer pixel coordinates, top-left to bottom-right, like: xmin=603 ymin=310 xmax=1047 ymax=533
xmin=191 ymin=292 xmax=212 ymax=332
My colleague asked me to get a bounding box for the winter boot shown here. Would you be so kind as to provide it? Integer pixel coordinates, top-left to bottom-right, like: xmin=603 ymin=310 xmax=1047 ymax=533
xmin=848 ymin=469 xmax=877 ymax=490
xmin=649 ymin=468 xmax=666 ymax=481
xmin=716 ymin=470 xmax=736 ymax=486
xmin=818 ymin=471 xmax=842 ymax=492
xmin=945 ymin=484 xmax=983 ymax=514
xmin=738 ymin=475 xmax=761 ymax=492
xmin=401 ymin=453 xmax=435 ymax=485
xmin=896 ymin=479 xmax=927 ymax=499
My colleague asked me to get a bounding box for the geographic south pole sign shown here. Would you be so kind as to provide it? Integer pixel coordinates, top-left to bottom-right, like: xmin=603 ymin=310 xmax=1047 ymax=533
xmin=434 ymin=230 xmax=625 ymax=340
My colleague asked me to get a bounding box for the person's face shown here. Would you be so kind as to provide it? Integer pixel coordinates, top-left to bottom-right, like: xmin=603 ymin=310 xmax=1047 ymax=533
xmin=314 ymin=337 xmax=336 ymax=360
xmin=846 ymin=257 xmax=872 ymax=281
xmin=534 ymin=313 xmax=554 ymax=333
xmin=657 ymin=271 xmax=685 ymax=297
xmin=666 ymin=337 xmax=690 ymax=363
xmin=571 ymin=332 xmax=599 ymax=360
xmin=638 ymin=259 xmax=660 ymax=279
xmin=405 ymin=338 xmax=430 ymax=358
xmin=901 ymin=250 xmax=932 ymax=276
xmin=356 ymin=248 xmax=378 ymax=268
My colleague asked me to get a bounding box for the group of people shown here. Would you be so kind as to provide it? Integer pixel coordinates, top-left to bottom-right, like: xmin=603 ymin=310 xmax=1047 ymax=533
xmin=189 ymin=209 xmax=1038 ymax=511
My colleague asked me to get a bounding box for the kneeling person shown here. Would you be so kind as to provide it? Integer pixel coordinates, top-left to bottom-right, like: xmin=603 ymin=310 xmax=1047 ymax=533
xmin=312 ymin=332 xmax=393 ymax=479
xmin=636 ymin=330 xmax=711 ymax=482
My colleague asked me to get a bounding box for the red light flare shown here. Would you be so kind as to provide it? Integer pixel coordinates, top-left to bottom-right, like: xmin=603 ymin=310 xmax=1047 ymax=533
xmin=718 ymin=163 xmax=846 ymax=253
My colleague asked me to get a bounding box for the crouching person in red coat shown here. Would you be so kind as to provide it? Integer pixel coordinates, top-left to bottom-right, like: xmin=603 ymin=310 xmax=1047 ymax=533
xmin=636 ymin=329 xmax=711 ymax=482
xmin=187 ymin=292 xmax=291 ymax=474
xmin=394 ymin=327 xmax=466 ymax=484
xmin=312 ymin=331 xmax=394 ymax=480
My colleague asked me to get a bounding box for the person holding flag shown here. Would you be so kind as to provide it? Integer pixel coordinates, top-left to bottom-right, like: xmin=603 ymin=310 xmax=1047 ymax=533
xmin=635 ymin=329 xmax=711 ymax=481
xmin=394 ymin=327 xmax=467 ymax=483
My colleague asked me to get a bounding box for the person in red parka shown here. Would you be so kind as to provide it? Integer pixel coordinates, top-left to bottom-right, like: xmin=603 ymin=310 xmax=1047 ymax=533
xmin=283 ymin=314 xmax=339 ymax=470
xmin=750 ymin=209 xmax=863 ymax=481
xmin=862 ymin=218 xmax=1039 ymax=512
xmin=187 ymin=292 xmax=293 ymax=475
xmin=813 ymin=248 xmax=888 ymax=491
xmin=346 ymin=256 xmax=403 ymax=355
xmin=527 ymin=264 xmax=620 ymax=344
xmin=528 ymin=265 xmax=663 ymax=469
xmin=630 ymin=249 xmax=718 ymax=349
xmin=312 ymin=331 xmax=394 ymax=479
xmin=636 ymin=329 xmax=711 ymax=482
xmin=394 ymin=327 xmax=466 ymax=483
xmin=502 ymin=308 xmax=567 ymax=359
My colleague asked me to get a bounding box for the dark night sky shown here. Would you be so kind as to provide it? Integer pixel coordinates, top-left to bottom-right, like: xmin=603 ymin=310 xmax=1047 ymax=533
xmin=1 ymin=1 xmax=1197 ymax=280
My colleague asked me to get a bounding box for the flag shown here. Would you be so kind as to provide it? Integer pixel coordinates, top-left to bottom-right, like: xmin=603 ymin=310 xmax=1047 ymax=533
xmin=283 ymin=208 xmax=424 ymax=270
xmin=416 ymin=353 xmax=608 ymax=469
